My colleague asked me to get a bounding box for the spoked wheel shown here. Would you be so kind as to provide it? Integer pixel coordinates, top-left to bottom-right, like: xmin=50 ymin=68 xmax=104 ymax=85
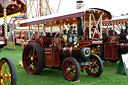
xmin=86 ymin=54 xmax=103 ymax=77
xmin=0 ymin=57 xmax=17 ymax=85
xmin=62 ymin=57 xmax=80 ymax=81
xmin=22 ymin=42 xmax=44 ymax=74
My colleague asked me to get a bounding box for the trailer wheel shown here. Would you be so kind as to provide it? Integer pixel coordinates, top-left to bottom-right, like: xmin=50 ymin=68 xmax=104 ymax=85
xmin=22 ymin=42 xmax=44 ymax=74
xmin=86 ymin=54 xmax=103 ymax=77
xmin=0 ymin=57 xmax=17 ymax=85
xmin=62 ymin=57 xmax=80 ymax=81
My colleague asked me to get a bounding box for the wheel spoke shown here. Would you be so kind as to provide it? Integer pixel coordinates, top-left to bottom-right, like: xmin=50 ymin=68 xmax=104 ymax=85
xmin=33 ymin=61 xmax=38 ymax=69
xmin=93 ymin=68 xmax=96 ymax=73
xmin=4 ymin=80 xmax=8 ymax=85
xmin=32 ymin=65 xmax=37 ymax=70
xmin=34 ymin=61 xmax=38 ymax=65
xmin=3 ymin=63 xmax=8 ymax=74
xmin=68 ymin=71 xmax=71 ymax=77
xmin=28 ymin=60 xmax=32 ymax=64
xmin=6 ymin=79 xmax=9 ymax=84
xmin=25 ymin=56 xmax=31 ymax=59
xmin=72 ymin=67 xmax=76 ymax=71
xmin=66 ymin=62 xmax=69 ymax=68
xmin=9 ymin=78 xmax=11 ymax=82
xmin=94 ymin=59 xmax=97 ymax=64
xmin=33 ymin=48 xmax=36 ymax=57
xmin=33 ymin=55 xmax=38 ymax=60
xmin=28 ymin=63 xmax=32 ymax=69
xmin=29 ymin=48 xmax=33 ymax=56
xmin=69 ymin=62 xmax=72 ymax=67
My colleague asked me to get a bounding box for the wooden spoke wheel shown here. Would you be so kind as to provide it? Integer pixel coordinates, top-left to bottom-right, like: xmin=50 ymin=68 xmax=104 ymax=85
xmin=86 ymin=54 xmax=103 ymax=77
xmin=22 ymin=42 xmax=44 ymax=74
xmin=0 ymin=57 xmax=17 ymax=85
xmin=62 ymin=57 xmax=80 ymax=81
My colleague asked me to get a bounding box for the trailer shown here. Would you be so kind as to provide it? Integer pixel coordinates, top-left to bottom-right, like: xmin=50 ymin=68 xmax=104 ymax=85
xmin=99 ymin=17 xmax=128 ymax=62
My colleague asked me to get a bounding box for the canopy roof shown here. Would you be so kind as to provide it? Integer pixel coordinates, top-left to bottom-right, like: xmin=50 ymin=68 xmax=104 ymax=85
xmin=0 ymin=0 xmax=26 ymax=17
xmin=85 ymin=8 xmax=112 ymax=21
xmin=103 ymin=16 xmax=128 ymax=25
xmin=20 ymin=11 xmax=84 ymax=27
xmin=20 ymin=8 xmax=112 ymax=27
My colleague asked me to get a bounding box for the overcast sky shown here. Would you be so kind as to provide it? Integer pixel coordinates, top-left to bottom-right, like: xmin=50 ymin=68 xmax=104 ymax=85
xmin=49 ymin=0 xmax=128 ymax=16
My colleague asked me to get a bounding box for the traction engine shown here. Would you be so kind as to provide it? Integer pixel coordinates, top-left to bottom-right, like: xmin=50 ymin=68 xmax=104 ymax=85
xmin=20 ymin=9 xmax=109 ymax=81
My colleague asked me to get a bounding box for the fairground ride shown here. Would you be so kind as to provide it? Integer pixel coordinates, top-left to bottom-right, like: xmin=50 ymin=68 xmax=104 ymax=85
xmin=0 ymin=0 xmax=26 ymax=84
xmin=9 ymin=0 xmax=55 ymax=49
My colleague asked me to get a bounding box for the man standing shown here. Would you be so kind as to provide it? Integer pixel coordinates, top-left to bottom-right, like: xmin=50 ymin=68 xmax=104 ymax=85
xmin=76 ymin=0 xmax=85 ymax=9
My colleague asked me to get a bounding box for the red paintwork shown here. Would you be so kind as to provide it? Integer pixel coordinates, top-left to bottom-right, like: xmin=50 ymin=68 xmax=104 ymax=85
xmin=62 ymin=46 xmax=72 ymax=57
xmin=104 ymin=43 xmax=118 ymax=60
xmin=108 ymin=36 xmax=119 ymax=44
xmin=85 ymin=27 xmax=99 ymax=39
xmin=43 ymin=38 xmax=91 ymax=67
xmin=35 ymin=37 xmax=43 ymax=48
xmin=45 ymin=49 xmax=53 ymax=67
xmin=73 ymin=41 xmax=91 ymax=50
xmin=103 ymin=36 xmax=119 ymax=60
xmin=51 ymin=38 xmax=61 ymax=47
xmin=53 ymin=48 xmax=60 ymax=66
xmin=44 ymin=48 xmax=60 ymax=67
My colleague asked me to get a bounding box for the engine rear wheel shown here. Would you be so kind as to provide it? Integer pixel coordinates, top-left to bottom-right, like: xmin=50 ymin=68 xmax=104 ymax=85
xmin=86 ymin=54 xmax=103 ymax=77
xmin=22 ymin=42 xmax=44 ymax=74
xmin=62 ymin=57 xmax=80 ymax=81
xmin=0 ymin=57 xmax=17 ymax=85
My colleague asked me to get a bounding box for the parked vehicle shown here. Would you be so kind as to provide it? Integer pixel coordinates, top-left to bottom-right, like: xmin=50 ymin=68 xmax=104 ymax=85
xmin=20 ymin=8 xmax=111 ymax=81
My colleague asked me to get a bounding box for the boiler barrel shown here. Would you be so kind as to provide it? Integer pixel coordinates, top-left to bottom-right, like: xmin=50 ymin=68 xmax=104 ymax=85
xmin=62 ymin=46 xmax=90 ymax=62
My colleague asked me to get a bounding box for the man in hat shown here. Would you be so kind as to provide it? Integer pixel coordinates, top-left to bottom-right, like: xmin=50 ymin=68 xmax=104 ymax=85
xmin=76 ymin=0 xmax=85 ymax=9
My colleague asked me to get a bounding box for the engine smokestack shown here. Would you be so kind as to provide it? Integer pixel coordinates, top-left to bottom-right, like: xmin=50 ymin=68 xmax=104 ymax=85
xmin=77 ymin=17 xmax=83 ymax=36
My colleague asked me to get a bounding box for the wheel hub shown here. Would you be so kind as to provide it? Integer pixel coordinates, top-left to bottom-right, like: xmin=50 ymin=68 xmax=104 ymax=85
xmin=67 ymin=68 xmax=71 ymax=71
xmin=31 ymin=57 xmax=34 ymax=61
xmin=92 ymin=64 xmax=97 ymax=68
xmin=3 ymin=73 xmax=11 ymax=80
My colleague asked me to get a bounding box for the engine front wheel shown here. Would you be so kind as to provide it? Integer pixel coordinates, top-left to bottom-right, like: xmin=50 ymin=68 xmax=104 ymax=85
xmin=86 ymin=54 xmax=103 ymax=77
xmin=62 ymin=57 xmax=80 ymax=81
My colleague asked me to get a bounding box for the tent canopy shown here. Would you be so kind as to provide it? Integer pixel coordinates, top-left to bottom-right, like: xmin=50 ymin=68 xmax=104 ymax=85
xmin=0 ymin=0 xmax=26 ymax=17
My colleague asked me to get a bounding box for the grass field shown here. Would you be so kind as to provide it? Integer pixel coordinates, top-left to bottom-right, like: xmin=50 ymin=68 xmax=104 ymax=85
xmin=0 ymin=45 xmax=128 ymax=85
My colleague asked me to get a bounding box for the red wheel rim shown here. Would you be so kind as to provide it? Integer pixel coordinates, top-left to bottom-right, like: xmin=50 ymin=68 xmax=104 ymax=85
xmin=62 ymin=59 xmax=77 ymax=81
xmin=23 ymin=45 xmax=39 ymax=74
xmin=86 ymin=57 xmax=100 ymax=76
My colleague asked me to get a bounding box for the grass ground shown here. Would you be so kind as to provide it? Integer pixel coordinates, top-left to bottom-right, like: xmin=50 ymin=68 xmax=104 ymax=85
xmin=0 ymin=45 xmax=128 ymax=85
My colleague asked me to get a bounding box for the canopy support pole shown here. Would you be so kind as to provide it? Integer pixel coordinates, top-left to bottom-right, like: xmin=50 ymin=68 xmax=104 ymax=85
xmin=3 ymin=8 xmax=8 ymax=39
xmin=89 ymin=13 xmax=92 ymax=39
